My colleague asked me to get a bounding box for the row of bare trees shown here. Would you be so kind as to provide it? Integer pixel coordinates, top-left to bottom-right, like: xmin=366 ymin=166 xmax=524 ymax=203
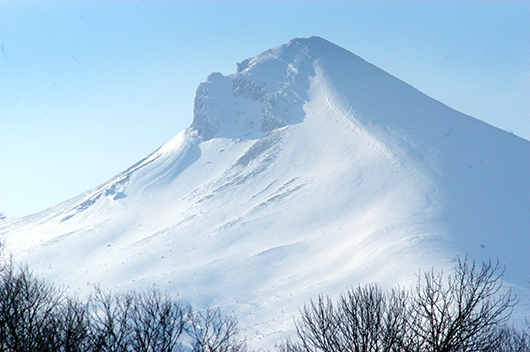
xmin=0 ymin=258 xmax=244 ymax=352
xmin=285 ymin=258 xmax=529 ymax=352
xmin=1 ymin=252 xmax=528 ymax=352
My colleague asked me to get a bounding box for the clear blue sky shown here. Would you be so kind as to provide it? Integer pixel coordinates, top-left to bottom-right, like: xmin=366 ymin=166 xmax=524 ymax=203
xmin=1 ymin=1 xmax=529 ymax=217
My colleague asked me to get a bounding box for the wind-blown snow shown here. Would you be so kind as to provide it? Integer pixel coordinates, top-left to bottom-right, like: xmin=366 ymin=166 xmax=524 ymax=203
xmin=2 ymin=36 xmax=529 ymax=347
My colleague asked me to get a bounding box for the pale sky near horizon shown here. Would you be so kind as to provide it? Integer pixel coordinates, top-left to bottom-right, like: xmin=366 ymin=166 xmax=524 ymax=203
xmin=1 ymin=1 xmax=529 ymax=217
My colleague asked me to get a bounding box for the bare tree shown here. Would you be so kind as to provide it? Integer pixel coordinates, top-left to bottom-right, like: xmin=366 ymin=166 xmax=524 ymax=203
xmin=292 ymin=258 xmax=523 ymax=352
xmin=87 ymin=287 xmax=190 ymax=352
xmin=272 ymin=341 xmax=305 ymax=352
xmin=0 ymin=259 xmax=64 ymax=352
xmin=87 ymin=286 xmax=133 ymax=352
xmin=188 ymin=307 xmax=246 ymax=352
xmin=338 ymin=285 xmax=410 ymax=352
xmin=0 ymin=244 xmax=242 ymax=352
xmin=410 ymin=257 xmax=518 ymax=352
xmin=127 ymin=289 xmax=189 ymax=352
xmin=491 ymin=325 xmax=530 ymax=352
xmin=296 ymin=295 xmax=339 ymax=352
xmin=295 ymin=285 xmax=410 ymax=352
xmin=56 ymin=297 xmax=91 ymax=352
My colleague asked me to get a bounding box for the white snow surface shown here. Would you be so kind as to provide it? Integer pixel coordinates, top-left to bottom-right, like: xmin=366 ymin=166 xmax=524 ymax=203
xmin=2 ymin=37 xmax=530 ymax=347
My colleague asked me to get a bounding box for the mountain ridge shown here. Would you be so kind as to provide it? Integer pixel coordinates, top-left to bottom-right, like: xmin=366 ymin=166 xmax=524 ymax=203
xmin=1 ymin=36 xmax=529 ymax=347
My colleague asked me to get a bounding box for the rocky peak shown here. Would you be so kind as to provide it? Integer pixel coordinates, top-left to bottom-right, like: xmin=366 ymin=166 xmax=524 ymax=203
xmin=190 ymin=37 xmax=328 ymax=140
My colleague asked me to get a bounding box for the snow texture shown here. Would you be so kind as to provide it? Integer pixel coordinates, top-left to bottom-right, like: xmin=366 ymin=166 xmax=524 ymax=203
xmin=2 ymin=37 xmax=530 ymax=348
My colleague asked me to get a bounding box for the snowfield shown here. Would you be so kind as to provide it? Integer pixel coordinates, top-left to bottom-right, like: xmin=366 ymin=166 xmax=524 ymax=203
xmin=2 ymin=37 xmax=529 ymax=347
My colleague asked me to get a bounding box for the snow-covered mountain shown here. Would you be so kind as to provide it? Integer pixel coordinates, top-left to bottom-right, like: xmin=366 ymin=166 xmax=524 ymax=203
xmin=2 ymin=37 xmax=530 ymax=347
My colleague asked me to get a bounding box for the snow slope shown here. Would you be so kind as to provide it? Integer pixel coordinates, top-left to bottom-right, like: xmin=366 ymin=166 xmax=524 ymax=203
xmin=2 ymin=37 xmax=530 ymax=347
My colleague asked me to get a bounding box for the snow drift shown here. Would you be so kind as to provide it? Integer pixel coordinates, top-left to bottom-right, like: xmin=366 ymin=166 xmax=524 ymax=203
xmin=2 ymin=36 xmax=529 ymax=347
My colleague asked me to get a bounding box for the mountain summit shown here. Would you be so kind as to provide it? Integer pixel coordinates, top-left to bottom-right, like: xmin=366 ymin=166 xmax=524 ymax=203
xmin=2 ymin=37 xmax=529 ymax=346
